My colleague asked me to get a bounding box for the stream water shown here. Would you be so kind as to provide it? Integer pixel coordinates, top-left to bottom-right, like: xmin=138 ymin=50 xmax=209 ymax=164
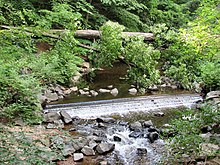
xmin=47 ymin=63 xmax=202 ymax=164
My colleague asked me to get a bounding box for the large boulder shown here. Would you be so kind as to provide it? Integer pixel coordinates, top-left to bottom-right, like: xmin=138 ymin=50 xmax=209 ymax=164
xmin=206 ymin=91 xmax=220 ymax=100
xmin=46 ymin=120 xmax=64 ymax=129
xmin=62 ymin=142 xmax=76 ymax=157
xmin=96 ymin=117 xmax=116 ymax=123
xmin=60 ymin=110 xmax=72 ymax=124
xmin=81 ymin=146 xmax=95 ymax=156
xmin=43 ymin=112 xmax=61 ymax=123
xmin=143 ymin=120 xmax=153 ymax=128
xmin=129 ymin=121 xmax=142 ymax=131
xmin=96 ymin=143 xmax=115 ymax=154
xmin=44 ymin=90 xmax=59 ymax=102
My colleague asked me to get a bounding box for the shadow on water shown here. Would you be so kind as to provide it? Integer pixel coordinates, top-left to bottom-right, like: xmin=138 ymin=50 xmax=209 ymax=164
xmin=54 ymin=62 xmax=193 ymax=104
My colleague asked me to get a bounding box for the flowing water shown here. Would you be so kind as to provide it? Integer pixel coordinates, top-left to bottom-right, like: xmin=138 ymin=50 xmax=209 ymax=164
xmin=46 ymin=63 xmax=202 ymax=164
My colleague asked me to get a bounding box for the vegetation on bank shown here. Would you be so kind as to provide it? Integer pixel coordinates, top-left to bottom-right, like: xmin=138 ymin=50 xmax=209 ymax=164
xmin=162 ymin=101 xmax=220 ymax=164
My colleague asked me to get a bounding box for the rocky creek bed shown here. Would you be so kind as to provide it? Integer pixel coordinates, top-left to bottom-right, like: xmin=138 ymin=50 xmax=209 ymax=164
xmin=1 ymin=91 xmax=220 ymax=165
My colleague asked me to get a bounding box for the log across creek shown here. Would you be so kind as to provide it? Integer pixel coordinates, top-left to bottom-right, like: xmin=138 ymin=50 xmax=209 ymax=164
xmin=45 ymin=94 xmax=202 ymax=118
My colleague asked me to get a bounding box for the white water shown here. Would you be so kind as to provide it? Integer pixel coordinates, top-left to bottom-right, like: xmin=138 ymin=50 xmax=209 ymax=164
xmin=46 ymin=94 xmax=202 ymax=119
xmin=106 ymin=127 xmax=165 ymax=165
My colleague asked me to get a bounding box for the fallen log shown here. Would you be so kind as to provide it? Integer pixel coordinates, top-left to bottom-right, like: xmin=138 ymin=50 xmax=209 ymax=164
xmin=1 ymin=25 xmax=154 ymax=41
xmin=74 ymin=30 xmax=154 ymax=41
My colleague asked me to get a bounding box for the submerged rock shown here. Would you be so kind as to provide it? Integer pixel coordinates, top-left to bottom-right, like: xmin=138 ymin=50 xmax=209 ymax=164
xmin=136 ymin=148 xmax=147 ymax=155
xmin=96 ymin=143 xmax=115 ymax=154
xmin=148 ymin=132 xmax=159 ymax=143
xmin=113 ymin=135 xmax=122 ymax=142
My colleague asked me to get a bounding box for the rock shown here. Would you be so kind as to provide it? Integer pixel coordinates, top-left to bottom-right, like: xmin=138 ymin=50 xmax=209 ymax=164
xmin=137 ymin=148 xmax=147 ymax=155
xmin=73 ymin=139 xmax=88 ymax=151
xmin=99 ymin=89 xmax=111 ymax=93
xmin=143 ymin=120 xmax=153 ymax=128
xmin=38 ymin=95 xmax=48 ymax=108
xmin=60 ymin=110 xmax=72 ymax=124
xmin=46 ymin=120 xmax=64 ymax=129
xmin=118 ymin=121 xmax=128 ymax=126
xmin=14 ymin=117 xmax=25 ymax=126
xmin=93 ymin=130 xmax=107 ymax=138
xmin=98 ymin=123 xmax=106 ymax=128
xmin=113 ymin=135 xmax=121 ymax=142
xmin=110 ymin=88 xmax=119 ymax=96
xmin=90 ymin=90 xmax=98 ymax=97
xmin=129 ymin=132 xmax=142 ymax=138
xmin=199 ymin=133 xmax=212 ymax=141
xmin=148 ymin=85 xmax=158 ymax=91
xmin=50 ymin=136 xmax=64 ymax=149
xmin=54 ymin=86 xmax=64 ymax=96
xmin=62 ymin=142 xmax=76 ymax=157
xmin=201 ymin=125 xmax=212 ymax=133
xmin=99 ymin=161 xmax=108 ymax=165
xmin=69 ymin=127 xmax=76 ymax=132
xmin=43 ymin=112 xmax=61 ymax=123
xmin=107 ymin=85 xmax=113 ymax=89
xmin=44 ymin=90 xmax=59 ymax=102
xmin=171 ymin=85 xmax=178 ymax=89
xmin=64 ymin=89 xmax=72 ymax=95
xmin=200 ymin=143 xmax=219 ymax=155
xmin=96 ymin=117 xmax=116 ymax=123
xmin=160 ymin=84 xmax=167 ymax=88
xmin=73 ymin=153 xmax=83 ymax=162
xmin=81 ymin=146 xmax=95 ymax=156
xmin=88 ymin=136 xmax=104 ymax=143
xmin=148 ymin=126 xmax=161 ymax=133
xmin=83 ymin=87 xmax=89 ymax=91
xmin=70 ymin=86 xmax=78 ymax=92
xmin=148 ymin=132 xmax=159 ymax=143
xmin=129 ymin=121 xmax=142 ymax=131
xmin=154 ymin=112 xmax=165 ymax=117
xmin=79 ymin=89 xmax=90 ymax=95
xmin=128 ymin=88 xmax=137 ymax=95
xmin=96 ymin=143 xmax=115 ymax=154
xmin=206 ymin=91 xmax=220 ymax=100
xmin=88 ymin=140 xmax=97 ymax=149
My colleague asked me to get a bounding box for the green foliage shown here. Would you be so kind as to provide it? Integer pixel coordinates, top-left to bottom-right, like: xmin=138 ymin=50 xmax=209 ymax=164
xmin=0 ymin=125 xmax=63 ymax=164
xmin=96 ymin=21 xmax=125 ymax=67
xmin=201 ymin=62 xmax=220 ymax=90
xmin=163 ymin=0 xmax=220 ymax=89
xmin=38 ymin=3 xmax=81 ymax=30
xmin=166 ymin=104 xmax=220 ymax=159
xmin=124 ymin=36 xmax=160 ymax=87
xmin=92 ymin=21 xmax=160 ymax=88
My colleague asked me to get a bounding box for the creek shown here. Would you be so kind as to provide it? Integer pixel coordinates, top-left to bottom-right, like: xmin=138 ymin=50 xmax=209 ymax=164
xmin=46 ymin=63 xmax=202 ymax=164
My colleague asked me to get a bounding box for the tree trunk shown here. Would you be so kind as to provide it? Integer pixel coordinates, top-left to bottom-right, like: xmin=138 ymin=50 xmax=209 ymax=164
xmin=74 ymin=30 xmax=154 ymax=41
